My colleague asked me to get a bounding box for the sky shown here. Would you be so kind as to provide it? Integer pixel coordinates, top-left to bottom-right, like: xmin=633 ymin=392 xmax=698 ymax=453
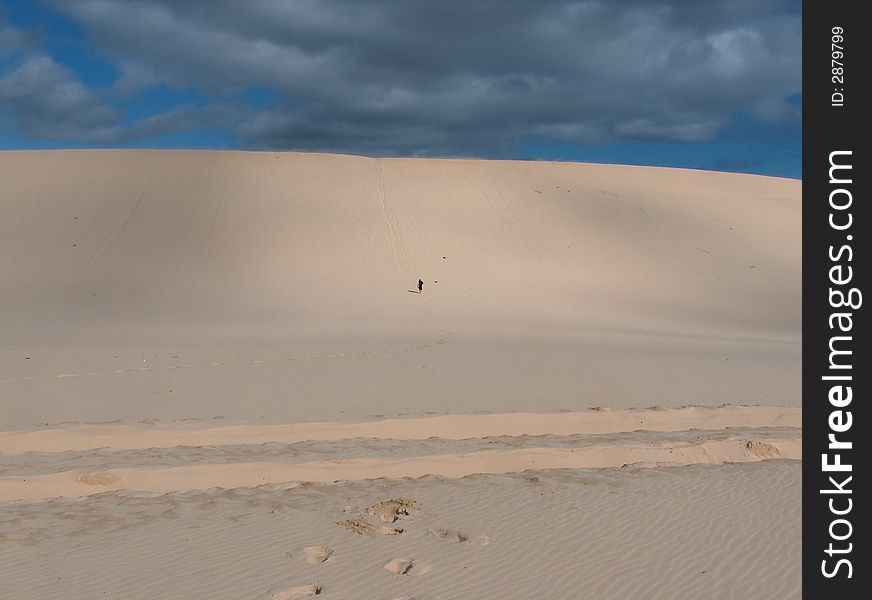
xmin=1 ymin=0 xmax=801 ymax=178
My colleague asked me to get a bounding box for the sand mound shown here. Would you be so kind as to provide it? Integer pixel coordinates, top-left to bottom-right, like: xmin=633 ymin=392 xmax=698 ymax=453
xmin=428 ymin=528 xmax=468 ymax=543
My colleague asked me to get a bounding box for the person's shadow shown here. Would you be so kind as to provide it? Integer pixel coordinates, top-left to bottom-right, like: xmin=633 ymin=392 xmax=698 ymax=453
xmin=407 ymin=289 xmax=421 ymax=294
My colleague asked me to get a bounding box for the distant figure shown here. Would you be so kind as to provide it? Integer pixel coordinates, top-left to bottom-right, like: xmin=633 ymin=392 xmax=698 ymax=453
xmin=418 ymin=278 xmax=424 ymax=293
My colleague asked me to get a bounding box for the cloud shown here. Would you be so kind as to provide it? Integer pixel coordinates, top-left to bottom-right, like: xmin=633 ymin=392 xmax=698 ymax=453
xmin=111 ymin=61 xmax=161 ymax=98
xmin=0 ymin=53 xmax=124 ymax=142
xmin=16 ymin=1 xmax=801 ymax=153
xmin=0 ymin=21 xmax=33 ymax=55
xmin=0 ymin=44 xmax=222 ymax=144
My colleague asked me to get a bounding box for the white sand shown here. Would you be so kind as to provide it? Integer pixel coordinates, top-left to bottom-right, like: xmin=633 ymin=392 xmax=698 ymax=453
xmin=0 ymin=151 xmax=800 ymax=598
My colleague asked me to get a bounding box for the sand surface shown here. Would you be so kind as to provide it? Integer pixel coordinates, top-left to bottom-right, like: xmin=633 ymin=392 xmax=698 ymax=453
xmin=2 ymin=462 xmax=800 ymax=599
xmin=1 ymin=151 xmax=799 ymax=427
xmin=0 ymin=151 xmax=800 ymax=598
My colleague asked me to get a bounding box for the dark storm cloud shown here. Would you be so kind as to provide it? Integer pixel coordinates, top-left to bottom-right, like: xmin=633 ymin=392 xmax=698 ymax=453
xmin=20 ymin=1 xmax=800 ymax=153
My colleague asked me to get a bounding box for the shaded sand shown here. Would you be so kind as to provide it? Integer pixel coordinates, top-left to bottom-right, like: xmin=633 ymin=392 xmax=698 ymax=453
xmin=1 ymin=151 xmax=799 ymax=428
xmin=0 ymin=462 xmax=800 ymax=599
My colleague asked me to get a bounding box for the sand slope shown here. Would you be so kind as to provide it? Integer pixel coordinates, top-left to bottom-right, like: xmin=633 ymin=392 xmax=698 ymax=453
xmin=0 ymin=151 xmax=800 ymax=599
xmin=0 ymin=151 xmax=800 ymax=428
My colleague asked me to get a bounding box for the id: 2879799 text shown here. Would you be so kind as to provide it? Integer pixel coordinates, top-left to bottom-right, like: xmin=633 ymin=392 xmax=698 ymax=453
xmin=831 ymin=27 xmax=845 ymax=107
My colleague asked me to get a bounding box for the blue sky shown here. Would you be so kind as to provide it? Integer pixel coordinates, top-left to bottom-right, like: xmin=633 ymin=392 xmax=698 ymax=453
xmin=1 ymin=0 xmax=801 ymax=178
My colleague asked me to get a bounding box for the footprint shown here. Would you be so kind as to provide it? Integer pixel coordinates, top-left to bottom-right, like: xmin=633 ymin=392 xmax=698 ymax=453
xmin=384 ymin=558 xmax=431 ymax=577
xmin=337 ymin=518 xmax=376 ymax=536
xmin=302 ymin=546 xmax=334 ymax=564
xmin=746 ymin=440 xmax=781 ymax=458
xmin=367 ymin=498 xmax=419 ymax=523
xmin=380 ymin=525 xmax=404 ymax=535
xmin=384 ymin=558 xmax=414 ymax=575
xmin=271 ymin=584 xmax=321 ymax=599
xmin=427 ymin=528 xmax=468 ymax=543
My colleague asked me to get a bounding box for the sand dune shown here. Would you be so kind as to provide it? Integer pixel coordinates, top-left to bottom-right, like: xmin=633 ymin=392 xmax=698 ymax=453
xmin=0 ymin=151 xmax=800 ymax=598
xmin=1 ymin=151 xmax=799 ymax=428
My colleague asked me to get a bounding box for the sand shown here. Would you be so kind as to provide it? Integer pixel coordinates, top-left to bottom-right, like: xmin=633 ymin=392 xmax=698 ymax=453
xmin=0 ymin=151 xmax=800 ymax=598
xmin=1 ymin=463 xmax=800 ymax=599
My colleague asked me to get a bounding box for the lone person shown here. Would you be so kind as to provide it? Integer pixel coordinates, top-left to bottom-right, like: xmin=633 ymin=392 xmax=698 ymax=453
xmin=418 ymin=278 xmax=424 ymax=293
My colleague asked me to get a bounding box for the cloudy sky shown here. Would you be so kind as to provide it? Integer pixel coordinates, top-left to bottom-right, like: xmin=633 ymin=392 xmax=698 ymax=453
xmin=1 ymin=0 xmax=800 ymax=177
